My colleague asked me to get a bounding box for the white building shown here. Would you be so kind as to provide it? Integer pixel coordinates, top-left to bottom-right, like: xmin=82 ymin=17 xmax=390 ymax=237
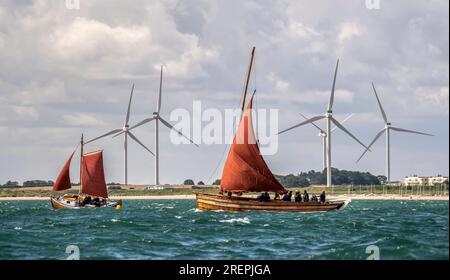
xmin=403 ymin=175 xmax=449 ymax=186
xmin=403 ymin=176 xmax=428 ymax=186
xmin=428 ymin=176 xmax=449 ymax=186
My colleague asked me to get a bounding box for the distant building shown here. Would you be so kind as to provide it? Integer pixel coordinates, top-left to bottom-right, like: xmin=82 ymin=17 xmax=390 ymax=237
xmin=428 ymin=175 xmax=449 ymax=186
xmin=403 ymin=176 xmax=428 ymax=186
xmin=403 ymin=175 xmax=449 ymax=186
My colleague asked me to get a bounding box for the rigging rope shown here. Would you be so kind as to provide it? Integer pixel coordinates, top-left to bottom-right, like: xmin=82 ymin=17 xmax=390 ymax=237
xmin=253 ymin=56 xmax=259 ymax=143
xmin=205 ymin=49 xmax=258 ymax=185
xmin=205 ymin=143 xmax=230 ymax=185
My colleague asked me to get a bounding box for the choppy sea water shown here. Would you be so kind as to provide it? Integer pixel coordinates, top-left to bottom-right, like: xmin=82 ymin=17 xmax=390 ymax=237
xmin=0 ymin=199 xmax=447 ymax=260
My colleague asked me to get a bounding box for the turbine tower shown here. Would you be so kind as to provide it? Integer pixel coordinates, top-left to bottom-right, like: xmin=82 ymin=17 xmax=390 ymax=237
xmin=85 ymin=84 xmax=155 ymax=185
xmin=357 ymin=83 xmax=433 ymax=184
xmin=279 ymin=59 xmax=369 ymax=187
xmin=299 ymin=112 xmax=354 ymax=170
xmin=121 ymin=65 xmax=198 ymax=186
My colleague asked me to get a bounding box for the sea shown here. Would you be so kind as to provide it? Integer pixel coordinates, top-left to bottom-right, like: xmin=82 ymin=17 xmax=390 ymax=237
xmin=0 ymin=199 xmax=448 ymax=260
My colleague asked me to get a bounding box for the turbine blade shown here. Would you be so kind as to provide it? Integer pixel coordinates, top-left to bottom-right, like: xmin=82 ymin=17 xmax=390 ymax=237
xmin=331 ymin=113 xmax=354 ymax=132
xmin=331 ymin=117 xmax=370 ymax=150
xmin=372 ymin=83 xmax=388 ymax=124
xmin=128 ymin=131 xmax=155 ymax=156
xmin=278 ymin=115 xmax=325 ymax=135
xmin=327 ymin=59 xmax=339 ymax=111
xmin=129 ymin=117 xmax=156 ymax=130
xmin=159 ymin=117 xmax=199 ymax=147
xmin=157 ymin=65 xmax=163 ymax=113
xmin=112 ymin=117 xmax=156 ymax=139
xmin=112 ymin=131 xmax=124 ymax=138
xmin=356 ymin=128 xmax=386 ymax=162
xmin=390 ymin=127 xmax=433 ymax=136
xmin=85 ymin=128 xmax=123 ymax=144
xmin=299 ymin=112 xmax=324 ymax=133
xmin=125 ymin=84 xmax=134 ymax=126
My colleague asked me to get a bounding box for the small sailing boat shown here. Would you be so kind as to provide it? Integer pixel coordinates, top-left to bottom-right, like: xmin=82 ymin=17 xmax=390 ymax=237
xmin=195 ymin=47 xmax=349 ymax=212
xmin=50 ymin=135 xmax=122 ymax=209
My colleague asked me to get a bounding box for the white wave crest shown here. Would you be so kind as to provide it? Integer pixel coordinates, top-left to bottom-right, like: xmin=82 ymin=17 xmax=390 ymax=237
xmin=219 ymin=217 xmax=250 ymax=224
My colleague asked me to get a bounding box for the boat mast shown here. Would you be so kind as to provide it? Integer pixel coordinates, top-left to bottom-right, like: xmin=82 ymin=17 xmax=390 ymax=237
xmin=240 ymin=46 xmax=256 ymax=114
xmin=79 ymin=133 xmax=84 ymax=195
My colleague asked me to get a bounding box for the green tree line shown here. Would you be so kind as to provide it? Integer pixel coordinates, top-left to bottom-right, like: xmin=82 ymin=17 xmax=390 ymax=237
xmin=2 ymin=180 xmax=55 ymax=187
xmin=275 ymin=168 xmax=381 ymax=187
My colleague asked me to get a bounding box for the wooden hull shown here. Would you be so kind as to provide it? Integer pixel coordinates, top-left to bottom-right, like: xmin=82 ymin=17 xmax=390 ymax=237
xmin=50 ymin=196 xmax=122 ymax=209
xmin=195 ymin=193 xmax=348 ymax=212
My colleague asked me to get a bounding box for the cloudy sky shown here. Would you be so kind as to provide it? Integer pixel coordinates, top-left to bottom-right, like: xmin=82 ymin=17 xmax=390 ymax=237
xmin=0 ymin=0 xmax=448 ymax=185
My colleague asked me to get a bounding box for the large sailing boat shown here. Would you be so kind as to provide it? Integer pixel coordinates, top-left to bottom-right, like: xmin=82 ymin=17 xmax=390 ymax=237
xmin=195 ymin=48 xmax=349 ymax=212
xmin=50 ymin=135 xmax=122 ymax=209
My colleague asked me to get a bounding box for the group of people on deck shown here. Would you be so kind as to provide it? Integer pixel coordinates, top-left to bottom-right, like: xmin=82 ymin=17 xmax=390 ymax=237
xmin=80 ymin=196 xmax=106 ymax=207
xmin=257 ymin=190 xmax=326 ymax=203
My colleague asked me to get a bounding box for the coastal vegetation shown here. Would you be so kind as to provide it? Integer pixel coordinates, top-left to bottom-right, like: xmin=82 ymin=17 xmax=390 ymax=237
xmin=183 ymin=179 xmax=195 ymax=185
xmin=23 ymin=180 xmax=55 ymax=187
xmin=275 ymin=168 xmax=382 ymax=187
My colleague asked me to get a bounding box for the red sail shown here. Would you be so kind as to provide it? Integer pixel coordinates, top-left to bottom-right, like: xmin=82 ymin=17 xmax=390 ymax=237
xmin=53 ymin=151 xmax=74 ymax=191
xmin=81 ymin=151 xmax=108 ymax=198
xmin=220 ymin=95 xmax=285 ymax=194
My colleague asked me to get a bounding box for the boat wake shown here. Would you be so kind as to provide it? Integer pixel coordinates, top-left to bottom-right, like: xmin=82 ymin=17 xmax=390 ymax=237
xmin=328 ymin=199 xmax=352 ymax=211
xmin=219 ymin=217 xmax=251 ymax=224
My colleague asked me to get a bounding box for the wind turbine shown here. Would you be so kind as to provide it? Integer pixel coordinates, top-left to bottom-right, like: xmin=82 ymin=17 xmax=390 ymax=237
xmin=278 ymin=59 xmax=369 ymax=187
xmin=85 ymin=84 xmax=154 ymax=185
xmin=118 ymin=65 xmax=198 ymax=186
xmin=357 ymin=83 xmax=433 ymax=184
xmin=299 ymin=112 xmax=354 ymax=170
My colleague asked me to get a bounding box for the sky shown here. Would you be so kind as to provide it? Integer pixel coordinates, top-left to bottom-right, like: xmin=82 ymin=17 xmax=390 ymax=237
xmin=0 ymin=0 xmax=448 ymax=185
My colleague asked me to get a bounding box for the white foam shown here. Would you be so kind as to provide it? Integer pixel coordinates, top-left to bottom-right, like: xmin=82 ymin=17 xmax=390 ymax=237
xmin=219 ymin=217 xmax=250 ymax=224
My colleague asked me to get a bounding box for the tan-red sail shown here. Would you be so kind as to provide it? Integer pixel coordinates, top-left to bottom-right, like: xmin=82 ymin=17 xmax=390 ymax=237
xmin=220 ymin=95 xmax=285 ymax=194
xmin=81 ymin=151 xmax=108 ymax=198
xmin=53 ymin=151 xmax=75 ymax=191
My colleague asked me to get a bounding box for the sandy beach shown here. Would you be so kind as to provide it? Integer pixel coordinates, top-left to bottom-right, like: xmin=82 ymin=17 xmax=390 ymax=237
xmin=0 ymin=194 xmax=447 ymax=201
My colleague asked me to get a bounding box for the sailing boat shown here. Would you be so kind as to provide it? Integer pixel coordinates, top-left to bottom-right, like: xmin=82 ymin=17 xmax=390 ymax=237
xmin=195 ymin=48 xmax=348 ymax=212
xmin=50 ymin=135 xmax=122 ymax=209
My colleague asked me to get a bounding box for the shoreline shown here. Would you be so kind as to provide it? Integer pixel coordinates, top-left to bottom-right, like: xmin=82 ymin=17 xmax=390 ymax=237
xmin=0 ymin=194 xmax=447 ymax=201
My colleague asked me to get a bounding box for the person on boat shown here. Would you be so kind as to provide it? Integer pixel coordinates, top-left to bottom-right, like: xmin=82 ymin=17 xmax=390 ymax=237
xmin=320 ymin=191 xmax=326 ymax=203
xmin=257 ymin=192 xmax=271 ymax=202
xmin=257 ymin=192 xmax=264 ymax=201
xmin=303 ymin=190 xmax=309 ymax=202
xmin=311 ymin=194 xmax=317 ymax=202
xmin=82 ymin=196 xmax=92 ymax=206
xmin=283 ymin=191 xmax=292 ymax=202
xmin=92 ymin=197 xmax=101 ymax=207
xmin=274 ymin=193 xmax=280 ymax=200
xmin=262 ymin=192 xmax=271 ymax=202
xmin=295 ymin=191 xmax=302 ymax=202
